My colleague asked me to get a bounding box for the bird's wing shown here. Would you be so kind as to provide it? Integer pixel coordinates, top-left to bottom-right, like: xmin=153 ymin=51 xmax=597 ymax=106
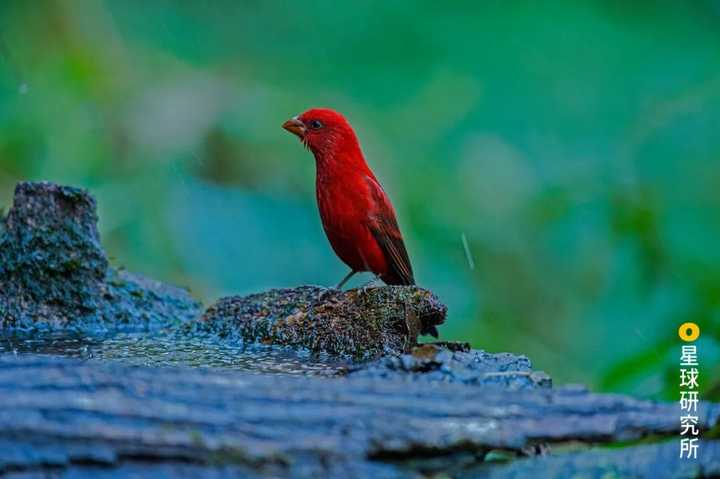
xmin=364 ymin=175 xmax=415 ymax=285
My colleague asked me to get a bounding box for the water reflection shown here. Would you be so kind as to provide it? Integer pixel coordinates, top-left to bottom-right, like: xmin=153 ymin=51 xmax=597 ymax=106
xmin=0 ymin=331 xmax=347 ymax=377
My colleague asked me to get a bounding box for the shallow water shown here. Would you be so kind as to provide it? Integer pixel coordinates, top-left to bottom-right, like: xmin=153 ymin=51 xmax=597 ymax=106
xmin=0 ymin=331 xmax=348 ymax=376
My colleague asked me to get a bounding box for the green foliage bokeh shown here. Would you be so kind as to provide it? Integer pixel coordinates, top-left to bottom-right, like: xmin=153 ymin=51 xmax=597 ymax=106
xmin=1 ymin=0 xmax=719 ymax=399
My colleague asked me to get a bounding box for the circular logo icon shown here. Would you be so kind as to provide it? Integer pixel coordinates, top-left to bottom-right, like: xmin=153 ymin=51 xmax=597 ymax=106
xmin=678 ymin=322 xmax=700 ymax=342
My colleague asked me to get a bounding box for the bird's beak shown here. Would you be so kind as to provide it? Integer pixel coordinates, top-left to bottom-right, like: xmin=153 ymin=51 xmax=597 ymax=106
xmin=282 ymin=116 xmax=306 ymax=138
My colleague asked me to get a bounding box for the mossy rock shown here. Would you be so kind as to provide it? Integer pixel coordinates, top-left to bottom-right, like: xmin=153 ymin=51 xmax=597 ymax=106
xmin=0 ymin=182 xmax=201 ymax=330
xmin=194 ymin=285 xmax=447 ymax=360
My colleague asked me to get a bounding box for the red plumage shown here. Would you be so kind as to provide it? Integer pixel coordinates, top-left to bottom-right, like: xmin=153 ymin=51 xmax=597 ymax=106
xmin=283 ymin=108 xmax=415 ymax=287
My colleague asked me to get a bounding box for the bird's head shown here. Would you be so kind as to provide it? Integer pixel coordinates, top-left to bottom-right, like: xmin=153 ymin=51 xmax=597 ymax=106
xmin=282 ymin=108 xmax=360 ymax=159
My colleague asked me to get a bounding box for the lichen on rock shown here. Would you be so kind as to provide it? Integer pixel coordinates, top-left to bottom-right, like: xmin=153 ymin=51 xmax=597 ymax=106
xmin=0 ymin=182 xmax=201 ymax=330
xmin=194 ymin=285 xmax=447 ymax=360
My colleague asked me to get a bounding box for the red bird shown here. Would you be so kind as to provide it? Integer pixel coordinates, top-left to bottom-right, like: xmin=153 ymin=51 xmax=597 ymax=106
xmin=282 ymin=108 xmax=415 ymax=289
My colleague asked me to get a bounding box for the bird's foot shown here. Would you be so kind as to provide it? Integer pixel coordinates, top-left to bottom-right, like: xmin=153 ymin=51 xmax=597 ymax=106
xmin=358 ymin=276 xmax=382 ymax=297
xmin=306 ymin=286 xmax=339 ymax=320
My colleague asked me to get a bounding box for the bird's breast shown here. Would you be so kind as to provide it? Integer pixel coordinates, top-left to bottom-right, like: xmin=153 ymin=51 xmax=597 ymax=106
xmin=315 ymin=174 xmax=385 ymax=273
xmin=316 ymin=178 xmax=367 ymax=238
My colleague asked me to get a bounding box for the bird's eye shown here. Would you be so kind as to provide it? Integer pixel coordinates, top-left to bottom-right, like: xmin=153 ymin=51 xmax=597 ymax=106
xmin=309 ymin=120 xmax=323 ymax=130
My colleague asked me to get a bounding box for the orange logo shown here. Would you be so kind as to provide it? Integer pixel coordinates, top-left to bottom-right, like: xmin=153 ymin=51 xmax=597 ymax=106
xmin=678 ymin=322 xmax=700 ymax=342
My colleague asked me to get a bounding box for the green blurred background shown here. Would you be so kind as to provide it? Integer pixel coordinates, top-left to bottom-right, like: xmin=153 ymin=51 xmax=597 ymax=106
xmin=1 ymin=0 xmax=718 ymax=399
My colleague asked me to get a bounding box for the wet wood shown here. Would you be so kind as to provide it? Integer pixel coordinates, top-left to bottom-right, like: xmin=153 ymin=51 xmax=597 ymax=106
xmin=1 ymin=355 xmax=717 ymax=478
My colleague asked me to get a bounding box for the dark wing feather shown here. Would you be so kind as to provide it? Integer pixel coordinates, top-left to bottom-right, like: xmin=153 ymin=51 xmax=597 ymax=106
xmin=365 ymin=176 xmax=415 ymax=285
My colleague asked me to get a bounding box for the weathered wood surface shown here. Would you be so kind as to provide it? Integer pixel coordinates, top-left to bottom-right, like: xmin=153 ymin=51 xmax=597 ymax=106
xmin=472 ymin=440 xmax=720 ymax=479
xmin=1 ymin=355 xmax=718 ymax=478
xmin=347 ymin=343 xmax=553 ymax=390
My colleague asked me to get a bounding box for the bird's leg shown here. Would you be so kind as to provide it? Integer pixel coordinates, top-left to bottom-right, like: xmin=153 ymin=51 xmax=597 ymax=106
xmin=335 ymin=270 xmax=357 ymax=290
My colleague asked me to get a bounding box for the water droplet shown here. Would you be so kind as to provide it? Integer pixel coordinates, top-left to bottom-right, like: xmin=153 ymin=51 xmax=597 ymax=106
xmin=461 ymin=233 xmax=475 ymax=270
